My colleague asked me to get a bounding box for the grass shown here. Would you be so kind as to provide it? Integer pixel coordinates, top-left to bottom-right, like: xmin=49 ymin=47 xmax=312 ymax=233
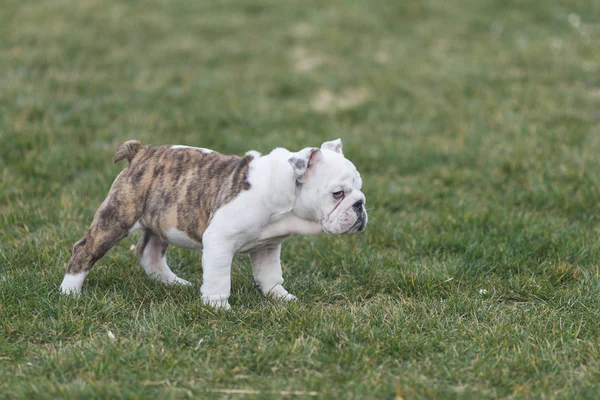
xmin=1 ymin=0 xmax=600 ymax=398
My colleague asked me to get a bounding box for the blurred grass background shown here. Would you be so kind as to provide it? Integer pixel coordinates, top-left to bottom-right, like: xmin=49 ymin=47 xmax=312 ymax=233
xmin=1 ymin=0 xmax=600 ymax=398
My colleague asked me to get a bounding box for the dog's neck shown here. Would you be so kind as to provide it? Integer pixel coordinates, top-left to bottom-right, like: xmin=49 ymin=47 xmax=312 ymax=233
xmin=254 ymin=149 xmax=316 ymax=222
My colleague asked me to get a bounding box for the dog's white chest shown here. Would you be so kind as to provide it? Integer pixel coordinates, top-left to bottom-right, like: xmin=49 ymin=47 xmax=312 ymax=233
xmin=235 ymin=212 xmax=321 ymax=253
xmin=238 ymin=234 xmax=292 ymax=253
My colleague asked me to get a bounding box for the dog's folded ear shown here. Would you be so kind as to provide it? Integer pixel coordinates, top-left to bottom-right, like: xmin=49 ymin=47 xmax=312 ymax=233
xmin=320 ymin=138 xmax=343 ymax=155
xmin=288 ymin=147 xmax=322 ymax=183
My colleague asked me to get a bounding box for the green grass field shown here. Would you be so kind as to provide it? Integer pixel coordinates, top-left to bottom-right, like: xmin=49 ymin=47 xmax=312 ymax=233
xmin=1 ymin=0 xmax=600 ymax=398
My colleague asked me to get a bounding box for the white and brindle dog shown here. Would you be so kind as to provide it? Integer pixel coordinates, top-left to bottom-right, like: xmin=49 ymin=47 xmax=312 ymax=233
xmin=60 ymin=139 xmax=368 ymax=309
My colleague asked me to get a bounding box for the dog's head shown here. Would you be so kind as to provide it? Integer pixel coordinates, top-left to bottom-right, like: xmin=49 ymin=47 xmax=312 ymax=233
xmin=289 ymin=139 xmax=367 ymax=234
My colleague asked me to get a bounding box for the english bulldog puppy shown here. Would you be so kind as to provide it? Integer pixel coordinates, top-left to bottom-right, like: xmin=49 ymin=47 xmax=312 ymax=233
xmin=60 ymin=139 xmax=367 ymax=309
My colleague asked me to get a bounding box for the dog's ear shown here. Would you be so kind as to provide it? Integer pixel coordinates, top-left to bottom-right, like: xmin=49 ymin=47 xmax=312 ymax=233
xmin=288 ymin=147 xmax=322 ymax=183
xmin=320 ymin=138 xmax=343 ymax=155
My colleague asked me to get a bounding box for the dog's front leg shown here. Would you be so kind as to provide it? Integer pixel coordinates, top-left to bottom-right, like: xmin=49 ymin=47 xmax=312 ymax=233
xmin=250 ymin=244 xmax=296 ymax=301
xmin=200 ymin=237 xmax=235 ymax=310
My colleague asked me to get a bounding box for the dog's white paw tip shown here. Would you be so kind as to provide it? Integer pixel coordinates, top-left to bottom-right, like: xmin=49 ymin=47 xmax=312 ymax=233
xmin=60 ymin=273 xmax=87 ymax=295
xmin=202 ymin=296 xmax=231 ymax=310
xmin=208 ymin=301 xmax=231 ymax=311
xmin=173 ymin=277 xmax=192 ymax=286
xmin=60 ymin=286 xmax=81 ymax=296
xmin=281 ymin=293 xmax=297 ymax=302
xmin=265 ymin=285 xmax=296 ymax=302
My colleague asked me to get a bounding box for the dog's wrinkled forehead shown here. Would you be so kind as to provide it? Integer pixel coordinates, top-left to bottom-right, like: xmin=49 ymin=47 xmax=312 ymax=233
xmin=320 ymin=150 xmax=362 ymax=186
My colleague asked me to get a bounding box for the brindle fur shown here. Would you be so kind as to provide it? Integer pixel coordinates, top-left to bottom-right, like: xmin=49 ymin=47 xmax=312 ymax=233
xmin=66 ymin=142 xmax=254 ymax=274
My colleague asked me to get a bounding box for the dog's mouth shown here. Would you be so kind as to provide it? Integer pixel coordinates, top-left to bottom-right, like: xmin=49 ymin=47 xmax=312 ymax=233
xmin=323 ymin=210 xmax=367 ymax=235
xmin=357 ymin=219 xmax=367 ymax=232
xmin=345 ymin=216 xmax=367 ymax=234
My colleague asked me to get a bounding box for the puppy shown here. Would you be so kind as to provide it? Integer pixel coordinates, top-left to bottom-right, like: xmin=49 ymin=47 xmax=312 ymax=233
xmin=60 ymin=139 xmax=367 ymax=309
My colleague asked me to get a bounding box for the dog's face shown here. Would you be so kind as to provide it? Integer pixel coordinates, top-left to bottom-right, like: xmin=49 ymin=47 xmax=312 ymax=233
xmin=289 ymin=139 xmax=368 ymax=234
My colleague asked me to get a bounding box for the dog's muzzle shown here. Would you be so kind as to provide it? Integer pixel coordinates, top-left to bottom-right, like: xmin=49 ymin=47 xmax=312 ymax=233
xmin=347 ymin=203 xmax=367 ymax=233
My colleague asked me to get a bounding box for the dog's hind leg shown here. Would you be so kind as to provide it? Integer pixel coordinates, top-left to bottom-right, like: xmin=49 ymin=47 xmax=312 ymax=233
xmin=60 ymin=184 xmax=140 ymax=295
xmin=135 ymin=230 xmax=191 ymax=286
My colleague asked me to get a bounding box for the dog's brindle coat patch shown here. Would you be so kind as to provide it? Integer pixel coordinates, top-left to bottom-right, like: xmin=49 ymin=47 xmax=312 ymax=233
xmin=66 ymin=141 xmax=254 ymax=274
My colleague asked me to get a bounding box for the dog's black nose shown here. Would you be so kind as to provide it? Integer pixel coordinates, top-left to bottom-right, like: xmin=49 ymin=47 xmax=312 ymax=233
xmin=353 ymin=200 xmax=364 ymax=211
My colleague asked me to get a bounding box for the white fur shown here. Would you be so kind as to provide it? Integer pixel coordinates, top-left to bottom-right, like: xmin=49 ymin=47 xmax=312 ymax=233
xmin=166 ymin=228 xmax=203 ymax=249
xmin=128 ymin=220 xmax=142 ymax=235
xmin=170 ymin=145 xmax=213 ymax=153
xmin=245 ymin=150 xmax=262 ymax=158
xmin=140 ymin=234 xmax=191 ymax=286
xmin=60 ymin=272 xmax=88 ymax=295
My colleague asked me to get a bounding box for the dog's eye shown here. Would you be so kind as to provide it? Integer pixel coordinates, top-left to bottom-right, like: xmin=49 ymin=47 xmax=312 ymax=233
xmin=332 ymin=191 xmax=344 ymax=200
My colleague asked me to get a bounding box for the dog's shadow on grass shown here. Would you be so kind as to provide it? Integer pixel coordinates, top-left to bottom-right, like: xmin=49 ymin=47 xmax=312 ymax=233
xmin=74 ymin=269 xmax=275 ymax=309
xmin=69 ymin=271 xmax=197 ymax=304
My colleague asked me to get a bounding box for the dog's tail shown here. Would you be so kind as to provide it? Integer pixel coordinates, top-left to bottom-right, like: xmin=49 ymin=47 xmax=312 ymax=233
xmin=114 ymin=140 xmax=143 ymax=164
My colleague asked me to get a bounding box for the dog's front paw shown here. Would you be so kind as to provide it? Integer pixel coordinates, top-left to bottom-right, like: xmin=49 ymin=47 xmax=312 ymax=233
xmin=278 ymin=292 xmax=297 ymax=302
xmin=202 ymin=295 xmax=231 ymax=310
xmin=149 ymin=272 xmax=192 ymax=286
xmin=170 ymin=276 xmax=192 ymax=286
xmin=266 ymin=284 xmax=297 ymax=302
